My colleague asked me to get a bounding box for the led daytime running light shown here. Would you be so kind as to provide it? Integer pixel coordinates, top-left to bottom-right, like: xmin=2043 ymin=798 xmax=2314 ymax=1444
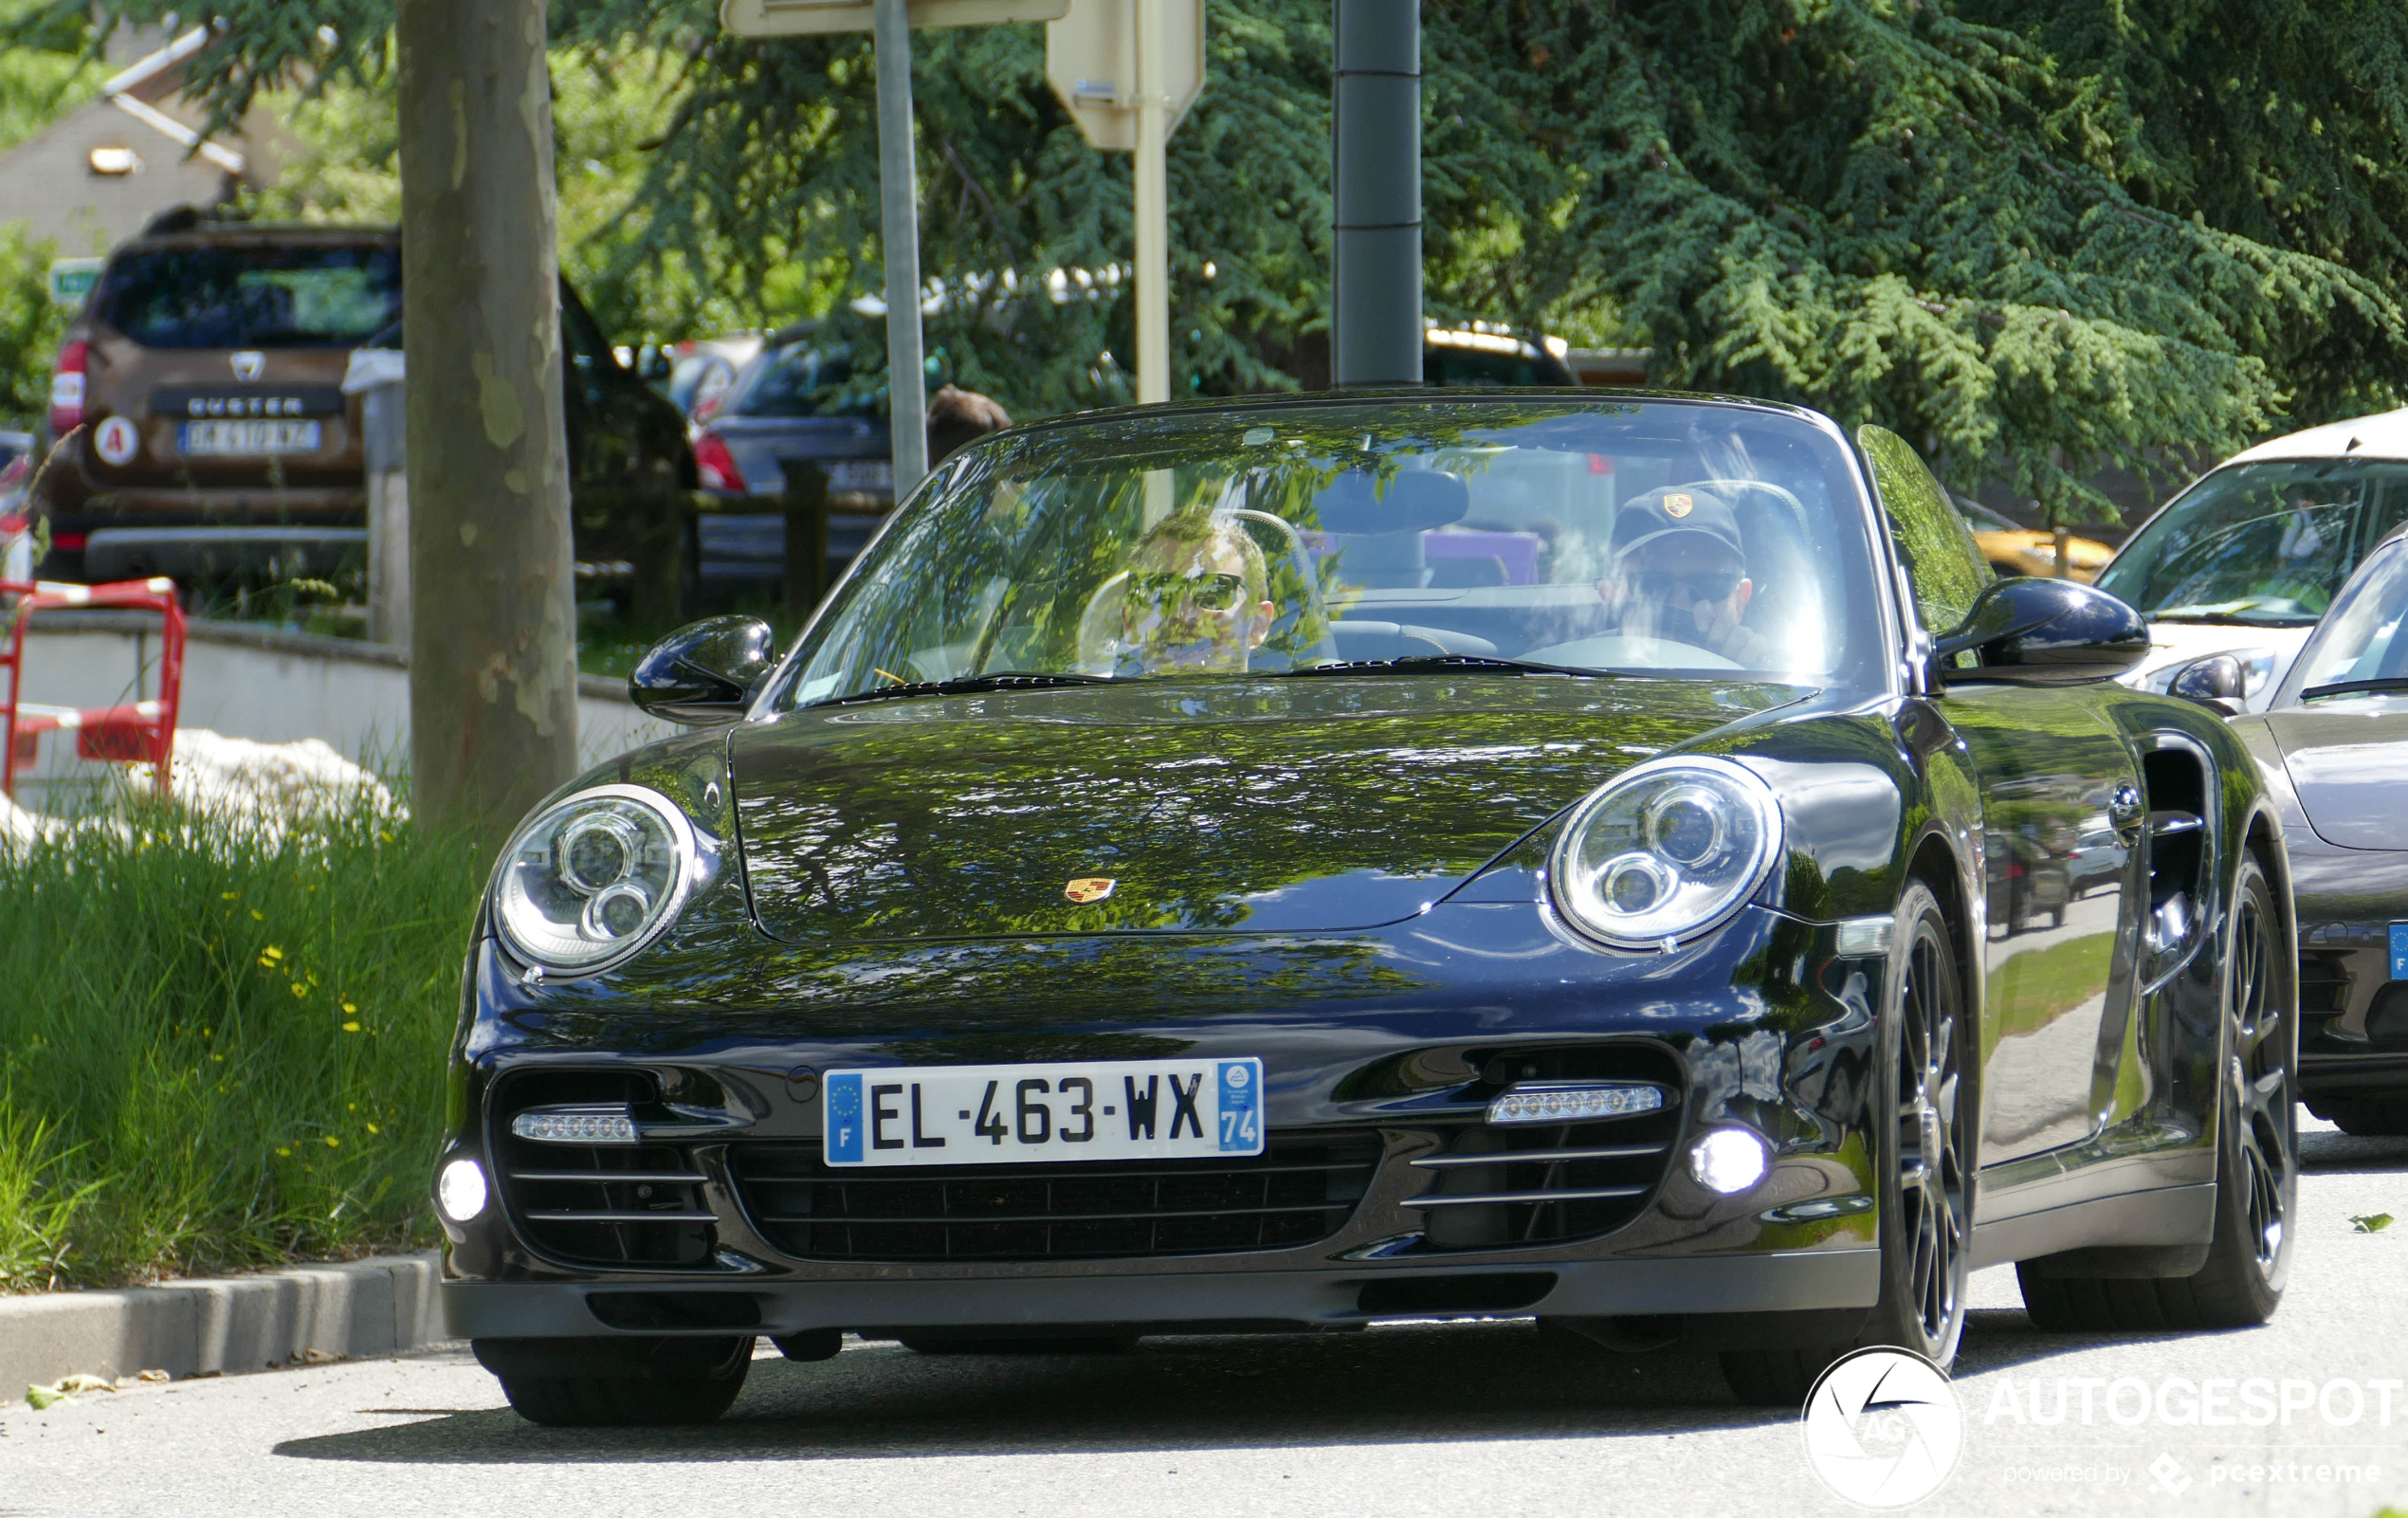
xmin=510 ymin=1106 xmax=640 ymax=1144
xmin=1487 ymin=1082 xmax=1667 ymax=1125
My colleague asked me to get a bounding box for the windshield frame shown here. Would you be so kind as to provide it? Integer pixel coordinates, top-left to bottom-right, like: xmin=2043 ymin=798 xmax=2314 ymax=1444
xmin=748 ymin=393 xmax=1903 ymax=717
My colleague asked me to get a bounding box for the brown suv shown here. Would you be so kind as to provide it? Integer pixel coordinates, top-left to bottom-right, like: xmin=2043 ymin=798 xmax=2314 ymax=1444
xmin=34 ymin=210 xmax=696 ymax=612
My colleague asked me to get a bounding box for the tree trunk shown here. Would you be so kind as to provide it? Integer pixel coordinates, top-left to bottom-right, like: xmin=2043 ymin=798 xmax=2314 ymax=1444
xmin=395 ymin=0 xmax=579 ymax=847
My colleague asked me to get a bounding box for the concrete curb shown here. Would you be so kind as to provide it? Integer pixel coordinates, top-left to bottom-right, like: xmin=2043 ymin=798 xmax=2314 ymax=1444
xmin=0 ymin=1252 xmax=447 ymax=1397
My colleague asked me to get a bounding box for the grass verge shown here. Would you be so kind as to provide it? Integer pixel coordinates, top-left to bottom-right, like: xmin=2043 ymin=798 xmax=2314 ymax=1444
xmin=0 ymin=791 xmax=484 ymax=1290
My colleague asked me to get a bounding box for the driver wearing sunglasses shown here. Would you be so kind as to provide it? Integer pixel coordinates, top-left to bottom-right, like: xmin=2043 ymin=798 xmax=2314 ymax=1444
xmin=1596 ymin=485 xmax=1770 ymax=665
xmin=1115 ymin=511 xmax=1278 ymax=674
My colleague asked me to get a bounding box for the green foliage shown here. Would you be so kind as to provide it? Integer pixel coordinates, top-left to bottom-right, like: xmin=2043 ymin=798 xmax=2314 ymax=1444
xmin=0 ymin=796 xmax=483 ymax=1289
xmin=30 ymin=0 xmax=2408 ymax=518
xmin=0 ymin=0 xmax=100 ymax=156
xmin=0 ymin=221 xmax=67 ymax=431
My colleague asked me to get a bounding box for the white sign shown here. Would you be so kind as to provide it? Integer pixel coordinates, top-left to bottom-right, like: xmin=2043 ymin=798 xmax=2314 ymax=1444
xmin=721 ymin=0 xmax=1066 ymax=35
xmin=1046 ymin=0 xmax=1205 ymax=152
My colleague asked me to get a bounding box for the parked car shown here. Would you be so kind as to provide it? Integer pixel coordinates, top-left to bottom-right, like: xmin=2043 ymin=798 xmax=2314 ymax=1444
xmin=2093 ymin=406 xmax=2408 ymax=708
xmin=433 ymin=390 xmax=2292 ymax=1426
xmin=1422 ymin=324 xmax=1578 ymax=387
xmin=2228 ymin=522 xmax=2408 ymax=1136
xmin=2064 ymin=825 xmax=2129 ymax=898
xmin=1953 ymin=496 xmax=2110 ymax=582
xmin=0 ymin=430 xmax=32 ymax=480
xmin=28 ymin=207 xmax=696 ymax=601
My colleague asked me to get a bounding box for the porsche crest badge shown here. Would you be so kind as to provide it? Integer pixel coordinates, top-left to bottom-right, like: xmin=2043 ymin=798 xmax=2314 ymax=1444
xmin=1065 ymin=877 xmax=1117 ymax=904
xmin=1663 ymin=492 xmax=1694 ymax=518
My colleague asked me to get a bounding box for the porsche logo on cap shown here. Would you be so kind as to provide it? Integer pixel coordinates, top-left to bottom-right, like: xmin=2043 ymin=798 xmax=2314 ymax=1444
xmin=1663 ymin=492 xmax=1694 ymax=518
xmin=1065 ymin=877 xmax=1117 ymax=904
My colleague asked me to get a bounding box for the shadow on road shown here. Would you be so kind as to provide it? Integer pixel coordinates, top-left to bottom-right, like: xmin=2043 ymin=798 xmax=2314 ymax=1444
xmin=271 ymin=1312 xmax=2107 ymax=1465
xmin=2298 ymin=1125 xmax=2408 ymax=1175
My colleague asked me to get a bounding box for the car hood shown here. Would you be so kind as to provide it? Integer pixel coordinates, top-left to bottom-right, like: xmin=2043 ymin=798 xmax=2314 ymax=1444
xmin=729 ymin=676 xmax=1809 ymax=942
xmin=2122 ymin=622 xmax=2314 ymax=712
xmin=2268 ymin=702 xmax=2408 ymax=850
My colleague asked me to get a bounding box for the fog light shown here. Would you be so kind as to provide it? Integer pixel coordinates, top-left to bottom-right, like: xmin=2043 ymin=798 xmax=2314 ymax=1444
xmin=1487 ymin=1081 xmax=1668 ymax=1125
xmin=1688 ymin=1127 xmax=1770 ymax=1194
xmin=437 ymin=1158 xmax=488 ymax=1222
xmin=510 ymin=1105 xmax=639 ymax=1144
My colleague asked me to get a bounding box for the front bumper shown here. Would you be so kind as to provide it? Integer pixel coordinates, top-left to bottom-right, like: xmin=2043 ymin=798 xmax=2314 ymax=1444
xmin=441 ymin=1249 xmax=1879 ymax=1340
xmin=437 ymin=893 xmax=1896 ymax=1339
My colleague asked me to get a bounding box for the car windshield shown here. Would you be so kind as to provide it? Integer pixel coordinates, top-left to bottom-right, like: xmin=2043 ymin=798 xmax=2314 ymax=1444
xmin=97 ymin=244 xmax=402 ymax=349
xmin=2094 ymin=459 xmax=2408 ymax=627
xmin=2276 ymin=540 xmax=2408 ymax=703
xmin=727 ymin=339 xmax=885 ymax=419
xmin=775 ymin=398 xmax=1887 ymax=708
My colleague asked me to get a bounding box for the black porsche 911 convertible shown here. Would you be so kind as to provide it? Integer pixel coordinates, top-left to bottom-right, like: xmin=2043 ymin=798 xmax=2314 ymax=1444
xmin=432 ymin=392 xmax=2298 ymax=1424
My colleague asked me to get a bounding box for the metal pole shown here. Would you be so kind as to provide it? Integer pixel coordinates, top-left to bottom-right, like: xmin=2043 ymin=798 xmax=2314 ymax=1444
xmin=1134 ymin=0 xmax=1170 ymax=404
xmin=1331 ymin=0 xmax=1420 ymax=387
xmin=873 ymin=0 xmax=930 ymax=493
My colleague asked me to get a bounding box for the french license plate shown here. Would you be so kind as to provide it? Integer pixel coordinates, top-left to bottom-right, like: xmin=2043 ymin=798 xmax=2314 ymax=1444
xmin=823 ymin=1057 xmax=1264 ymax=1168
xmin=825 ymin=458 xmax=893 ymax=493
xmin=2390 ymin=923 xmax=2408 ymax=979
xmin=178 ymin=419 xmax=320 ymax=456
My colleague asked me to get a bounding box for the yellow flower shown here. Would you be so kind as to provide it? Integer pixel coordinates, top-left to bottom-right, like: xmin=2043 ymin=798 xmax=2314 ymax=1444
xmin=220 ymin=890 xmax=239 ymax=902
xmin=259 ymin=944 xmax=283 ymax=962
xmin=324 ymin=1137 xmax=339 ymax=1148
xmin=365 ymin=1123 xmax=380 ymax=1135
xmin=290 ymin=982 xmax=308 ymax=998
xmin=341 ymin=1021 xmax=360 ymax=1033
xmin=275 ymin=1147 xmax=291 ymax=1158
xmin=210 ymin=1053 xmax=224 ymax=1063
xmin=249 ymin=908 xmax=265 ymax=922
xmin=340 ymin=1001 xmax=357 ymax=1015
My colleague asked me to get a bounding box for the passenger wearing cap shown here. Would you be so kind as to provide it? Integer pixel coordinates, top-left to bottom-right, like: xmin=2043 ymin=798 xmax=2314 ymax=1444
xmin=1596 ymin=486 xmax=1772 ymax=666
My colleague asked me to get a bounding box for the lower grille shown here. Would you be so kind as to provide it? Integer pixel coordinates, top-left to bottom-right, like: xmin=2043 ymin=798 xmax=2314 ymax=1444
xmin=2299 ymin=951 xmax=2352 ymax=1015
xmin=729 ymin=1131 xmax=1383 ymax=1262
xmin=492 ymin=1071 xmax=717 ymax=1269
xmin=1406 ymin=1111 xmax=1680 ymax=1249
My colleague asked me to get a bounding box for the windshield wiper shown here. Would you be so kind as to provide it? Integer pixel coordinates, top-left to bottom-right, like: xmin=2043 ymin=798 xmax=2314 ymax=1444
xmin=2149 ymin=610 xmax=2321 ymax=628
xmin=2300 ymin=678 xmax=2408 ymax=702
xmin=812 ymin=672 xmax=1119 ymax=708
xmin=1283 ymin=653 xmax=1609 ymax=680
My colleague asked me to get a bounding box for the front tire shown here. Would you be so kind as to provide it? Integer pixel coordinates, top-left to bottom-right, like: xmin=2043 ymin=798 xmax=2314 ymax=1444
xmin=2017 ymin=852 xmax=2295 ymax=1330
xmin=1722 ymin=881 xmax=1973 ymax=1405
xmin=2326 ymin=1098 xmax=2408 ymax=1137
xmin=483 ymin=1335 xmax=754 ymax=1427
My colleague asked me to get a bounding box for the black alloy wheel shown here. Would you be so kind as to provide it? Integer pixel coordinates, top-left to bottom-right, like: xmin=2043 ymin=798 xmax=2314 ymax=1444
xmin=1721 ymin=881 xmax=1973 ymax=1405
xmin=2018 ymin=852 xmax=2296 ymax=1329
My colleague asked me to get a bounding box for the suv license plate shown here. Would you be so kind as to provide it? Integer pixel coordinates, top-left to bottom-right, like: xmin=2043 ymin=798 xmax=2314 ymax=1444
xmin=179 ymin=419 xmax=321 ymax=456
xmin=824 ymin=1057 xmax=1264 ymax=1167
xmin=825 ymin=459 xmax=893 ymax=493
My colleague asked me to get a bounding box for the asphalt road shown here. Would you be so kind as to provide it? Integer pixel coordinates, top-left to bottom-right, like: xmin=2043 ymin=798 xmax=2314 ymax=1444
xmin=5 ymin=1119 xmax=2403 ymax=1518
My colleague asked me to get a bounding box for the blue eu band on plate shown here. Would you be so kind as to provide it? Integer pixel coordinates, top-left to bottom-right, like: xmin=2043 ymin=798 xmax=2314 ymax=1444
xmin=823 ymin=1058 xmax=1265 ymax=1167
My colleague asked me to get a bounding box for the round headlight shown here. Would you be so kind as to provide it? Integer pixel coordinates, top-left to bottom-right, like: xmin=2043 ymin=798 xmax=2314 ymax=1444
xmin=1551 ymin=758 xmax=1782 ymax=948
xmin=492 ymin=785 xmax=702 ymax=975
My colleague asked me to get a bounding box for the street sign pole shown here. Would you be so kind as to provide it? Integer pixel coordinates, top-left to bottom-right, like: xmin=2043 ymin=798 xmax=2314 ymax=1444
xmin=1132 ymin=0 xmax=1168 ymax=404
xmin=872 ymin=0 xmax=931 ymax=493
xmin=1046 ymin=0 xmax=1203 ymax=407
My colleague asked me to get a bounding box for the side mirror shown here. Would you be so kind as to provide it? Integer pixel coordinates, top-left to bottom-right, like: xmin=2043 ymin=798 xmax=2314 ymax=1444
xmin=2166 ymin=653 xmax=2246 ymax=714
xmin=1933 ymin=576 xmax=2150 ymax=686
xmin=629 ymin=615 xmax=776 ymax=724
